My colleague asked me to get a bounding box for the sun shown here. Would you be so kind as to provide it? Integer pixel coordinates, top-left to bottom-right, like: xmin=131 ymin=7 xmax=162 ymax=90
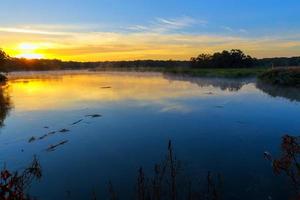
xmin=15 ymin=43 xmax=44 ymax=59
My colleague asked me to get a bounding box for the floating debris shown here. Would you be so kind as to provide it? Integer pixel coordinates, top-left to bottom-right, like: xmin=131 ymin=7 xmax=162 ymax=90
xmin=101 ymin=86 xmax=111 ymax=89
xmin=85 ymin=114 xmax=102 ymax=118
xmin=38 ymin=134 xmax=48 ymax=140
xmin=59 ymin=129 xmax=70 ymax=133
xmin=71 ymin=119 xmax=83 ymax=125
xmin=44 ymin=126 xmax=49 ymax=129
xmin=28 ymin=137 xmax=36 ymax=143
xmin=47 ymin=131 xmax=56 ymax=135
xmin=46 ymin=140 xmax=68 ymax=152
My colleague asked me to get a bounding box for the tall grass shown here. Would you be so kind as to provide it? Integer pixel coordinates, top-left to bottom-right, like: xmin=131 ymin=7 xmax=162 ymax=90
xmin=259 ymin=67 xmax=300 ymax=87
xmin=107 ymin=140 xmax=222 ymax=200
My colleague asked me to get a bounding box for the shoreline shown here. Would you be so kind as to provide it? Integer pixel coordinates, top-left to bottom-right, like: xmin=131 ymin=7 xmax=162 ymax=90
xmin=3 ymin=67 xmax=300 ymax=88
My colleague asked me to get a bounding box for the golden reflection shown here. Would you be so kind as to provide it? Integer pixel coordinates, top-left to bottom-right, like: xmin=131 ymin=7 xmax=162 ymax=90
xmin=7 ymin=72 xmax=251 ymax=111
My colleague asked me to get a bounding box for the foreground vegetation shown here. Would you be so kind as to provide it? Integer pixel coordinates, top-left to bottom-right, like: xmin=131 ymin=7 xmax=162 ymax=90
xmin=0 ymin=156 xmax=41 ymax=200
xmin=259 ymin=68 xmax=300 ymax=87
xmin=265 ymin=134 xmax=300 ymax=199
xmin=2 ymin=136 xmax=300 ymax=200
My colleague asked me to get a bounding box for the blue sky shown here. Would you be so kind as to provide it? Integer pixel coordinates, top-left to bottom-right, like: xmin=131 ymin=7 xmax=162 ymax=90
xmin=0 ymin=0 xmax=299 ymax=60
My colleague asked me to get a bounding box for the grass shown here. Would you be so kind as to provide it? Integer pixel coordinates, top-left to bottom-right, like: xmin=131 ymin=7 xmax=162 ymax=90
xmin=107 ymin=140 xmax=222 ymax=200
xmin=258 ymin=67 xmax=300 ymax=87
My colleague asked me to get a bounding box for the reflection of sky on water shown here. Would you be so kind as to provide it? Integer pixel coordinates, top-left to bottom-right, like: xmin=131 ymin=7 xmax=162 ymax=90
xmin=6 ymin=71 xmax=259 ymax=112
xmin=0 ymin=71 xmax=299 ymax=200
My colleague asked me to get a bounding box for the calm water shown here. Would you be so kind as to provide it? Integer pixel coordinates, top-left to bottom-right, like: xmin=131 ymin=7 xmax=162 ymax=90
xmin=1 ymin=71 xmax=300 ymax=200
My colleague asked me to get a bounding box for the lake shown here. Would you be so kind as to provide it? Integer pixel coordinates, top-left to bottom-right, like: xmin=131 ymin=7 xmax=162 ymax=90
xmin=0 ymin=71 xmax=300 ymax=200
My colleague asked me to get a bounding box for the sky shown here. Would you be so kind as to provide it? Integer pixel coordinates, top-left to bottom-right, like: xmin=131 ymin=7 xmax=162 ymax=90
xmin=0 ymin=0 xmax=300 ymax=61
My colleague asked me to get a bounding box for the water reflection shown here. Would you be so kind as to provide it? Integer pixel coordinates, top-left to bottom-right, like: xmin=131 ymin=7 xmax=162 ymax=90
xmin=5 ymin=71 xmax=300 ymax=113
xmin=0 ymin=83 xmax=12 ymax=127
xmin=7 ymin=72 xmax=249 ymax=112
xmin=256 ymin=81 xmax=300 ymax=102
xmin=164 ymin=74 xmax=253 ymax=91
xmin=1 ymin=71 xmax=299 ymax=200
xmin=165 ymin=73 xmax=300 ymax=103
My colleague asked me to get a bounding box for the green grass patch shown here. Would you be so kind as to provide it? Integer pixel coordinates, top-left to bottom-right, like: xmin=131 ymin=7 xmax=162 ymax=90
xmin=258 ymin=67 xmax=300 ymax=87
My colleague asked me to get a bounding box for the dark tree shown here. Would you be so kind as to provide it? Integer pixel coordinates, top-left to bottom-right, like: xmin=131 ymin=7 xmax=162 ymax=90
xmin=0 ymin=49 xmax=8 ymax=68
xmin=191 ymin=54 xmax=212 ymax=68
xmin=191 ymin=49 xmax=256 ymax=68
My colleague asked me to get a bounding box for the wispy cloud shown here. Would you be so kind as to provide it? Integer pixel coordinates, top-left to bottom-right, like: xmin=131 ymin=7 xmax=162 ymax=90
xmin=0 ymin=27 xmax=71 ymax=36
xmin=221 ymin=26 xmax=234 ymax=32
xmin=1 ymin=20 xmax=300 ymax=61
xmin=128 ymin=16 xmax=206 ymax=33
xmin=0 ymin=23 xmax=110 ymax=36
xmin=221 ymin=26 xmax=248 ymax=34
xmin=239 ymin=29 xmax=248 ymax=33
xmin=155 ymin=16 xmax=201 ymax=29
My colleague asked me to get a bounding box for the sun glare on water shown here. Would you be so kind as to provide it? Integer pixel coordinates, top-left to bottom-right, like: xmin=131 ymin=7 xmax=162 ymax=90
xmin=15 ymin=43 xmax=44 ymax=59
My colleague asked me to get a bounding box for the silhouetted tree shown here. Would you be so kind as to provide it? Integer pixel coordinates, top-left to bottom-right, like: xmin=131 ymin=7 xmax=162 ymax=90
xmin=0 ymin=49 xmax=9 ymax=71
xmin=0 ymin=48 xmax=298 ymax=72
xmin=191 ymin=49 xmax=256 ymax=68
xmin=0 ymin=49 xmax=8 ymax=61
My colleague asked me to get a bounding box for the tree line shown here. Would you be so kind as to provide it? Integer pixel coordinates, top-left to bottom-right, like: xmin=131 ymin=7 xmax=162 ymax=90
xmin=190 ymin=49 xmax=255 ymax=68
xmin=1 ymin=49 xmax=300 ymax=72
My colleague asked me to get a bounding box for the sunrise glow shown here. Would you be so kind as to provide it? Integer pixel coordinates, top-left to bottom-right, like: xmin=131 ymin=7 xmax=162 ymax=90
xmin=0 ymin=1 xmax=299 ymax=61
xmin=15 ymin=53 xmax=44 ymax=59
xmin=15 ymin=43 xmax=44 ymax=59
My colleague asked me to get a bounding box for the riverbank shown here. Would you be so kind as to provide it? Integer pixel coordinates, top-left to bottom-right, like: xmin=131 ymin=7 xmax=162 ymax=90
xmin=258 ymin=67 xmax=300 ymax=87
